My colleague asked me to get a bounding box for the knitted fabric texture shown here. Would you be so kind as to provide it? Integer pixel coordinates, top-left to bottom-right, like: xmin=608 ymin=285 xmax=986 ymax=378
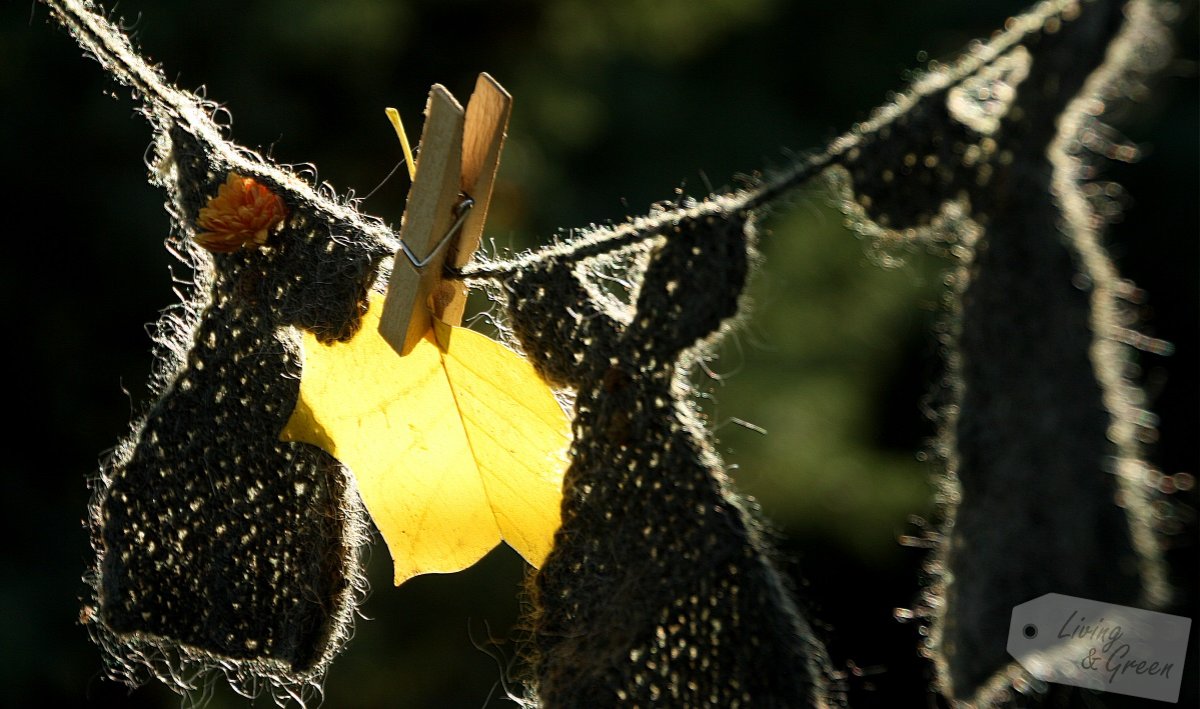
xmin=821 ymin=0 xmax=1173 ymax=703
xmin=87 ymin=124 xmax=394 ymax=698
xmin=502 ymin=210 xmax=835 ymax=707
xmin=924 ymin=4 xmax=1172 ymax=704
xmin=49 ymin=3 xmax=398 ymax=699
xmin=45 ymin=0 xmax=1176 ymax=706
xmin=817 ymin=1 xmax=1171 ymax=703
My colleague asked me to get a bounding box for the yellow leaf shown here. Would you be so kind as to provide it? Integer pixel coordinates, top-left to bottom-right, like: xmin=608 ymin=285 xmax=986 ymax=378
xmin=281 ymin=293 xmax=569 ymax=585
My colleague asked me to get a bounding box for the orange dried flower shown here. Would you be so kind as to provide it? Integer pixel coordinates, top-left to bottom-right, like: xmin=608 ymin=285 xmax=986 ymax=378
xmin=194 ymin=172 xmax=287 ymax=253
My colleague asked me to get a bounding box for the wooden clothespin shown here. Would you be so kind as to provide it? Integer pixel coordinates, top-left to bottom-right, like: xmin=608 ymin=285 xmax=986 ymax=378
xmin=379 ymin=73 xmax=513 ymax=355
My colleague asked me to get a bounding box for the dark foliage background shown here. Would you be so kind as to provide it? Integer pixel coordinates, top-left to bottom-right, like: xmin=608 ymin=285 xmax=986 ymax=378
xmin=1 ymin=1 xmax=1194 ymax=706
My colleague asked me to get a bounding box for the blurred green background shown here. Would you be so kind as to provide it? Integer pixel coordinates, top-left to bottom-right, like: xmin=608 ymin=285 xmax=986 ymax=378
xmin=2 ymin=1 xmax=1194 ymax=706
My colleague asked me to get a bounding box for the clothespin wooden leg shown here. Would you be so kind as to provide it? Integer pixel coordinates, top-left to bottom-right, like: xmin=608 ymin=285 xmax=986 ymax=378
xmin=378 ymin=74 xmax=513 ymax=356
xmin=435 ymin=74 xmax=512 ymax=326
xmin=379 ymin=86 xmax=466 ymax=355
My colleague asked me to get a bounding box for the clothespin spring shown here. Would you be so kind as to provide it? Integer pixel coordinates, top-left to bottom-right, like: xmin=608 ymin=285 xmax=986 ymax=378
xmin=398 ymin=196 xmax=475 ymax=270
